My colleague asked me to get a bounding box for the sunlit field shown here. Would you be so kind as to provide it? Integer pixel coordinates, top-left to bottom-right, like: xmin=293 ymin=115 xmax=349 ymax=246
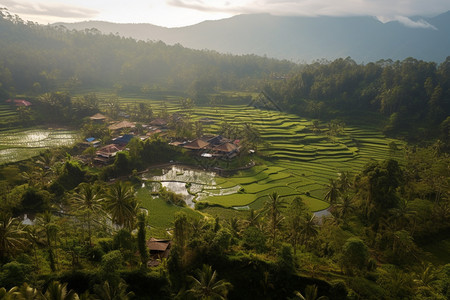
xmin=108 ymin=93 xmax=405 ymax=214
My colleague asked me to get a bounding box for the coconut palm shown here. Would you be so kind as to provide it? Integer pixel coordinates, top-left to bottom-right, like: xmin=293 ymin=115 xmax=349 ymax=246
xmin=263 ymin=192 xmax=286 ymax=246
xmin=299 ymin=214 xmax=319 ymax=248
xmin=40 ymin=281 xmax=79 ymax=300
xmin=0 ymin=215 xmax=28 ymax=262
xmin=105 ymin=182 xmax=138 ymax=230
xmin=323 ymin=179 xmax=339 ymax=205
xmin=71 ymin=183 xmax=105 ymax=245
xmin=333 ymin=195 xmax=356 ymax=226
xmin=337 ymin=171 xmax=352 ymax=192
xmin=187 ymin=264 xmax=232 ymax=300
xmin=13 ymin=282 xmax=40 ymax=300
xmin=35 ymin=211 xmax=59 ymax=272
xmin=291 ymin=285 xmax=328 ymax=300
xmin=93 ymin=280 xmax=134 ymax=300
xmin=0 ymin=286 xmax=18 ymax=299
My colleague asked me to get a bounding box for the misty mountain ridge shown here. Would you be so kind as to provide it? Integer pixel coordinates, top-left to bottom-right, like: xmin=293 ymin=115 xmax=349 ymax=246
xmin=55 ymin=12 xmax=450 ymax=63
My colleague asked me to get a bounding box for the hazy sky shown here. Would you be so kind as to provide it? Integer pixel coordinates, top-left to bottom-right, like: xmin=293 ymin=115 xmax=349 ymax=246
xmin=1 ymin=0 xmax=450 ymax=28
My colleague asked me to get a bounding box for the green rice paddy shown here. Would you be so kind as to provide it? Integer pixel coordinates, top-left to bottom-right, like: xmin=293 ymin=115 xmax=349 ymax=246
xmin=117 ymin=94 xmax=405 ymax=214
xmin=0 ymin=127 xmax=79 ymax=165
xmin=1 ymin=92 xmax=405 ymax=216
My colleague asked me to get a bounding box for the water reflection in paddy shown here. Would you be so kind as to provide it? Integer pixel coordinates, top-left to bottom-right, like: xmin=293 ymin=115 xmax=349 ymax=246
xmin=143 ymin=166 xmax=220 ymax=208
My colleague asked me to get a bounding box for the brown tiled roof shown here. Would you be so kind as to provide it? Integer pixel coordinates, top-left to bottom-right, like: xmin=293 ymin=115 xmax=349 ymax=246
xmin=213 ymin=142 xmax=238 ymax=153
xmin=108 ymin=121 xmax=136 ymax=130
xmin=147 ymin=238 xmax=170 ymax=252
xmin=183 ymin=139 xmax=209 ymax=150
xmin=150 ymin=119 xmax=167 ymax=126
xmin=96 ymin=144 xmax=124 ymax=157
xmin=89 ymin=113 xmax=107 ymax=120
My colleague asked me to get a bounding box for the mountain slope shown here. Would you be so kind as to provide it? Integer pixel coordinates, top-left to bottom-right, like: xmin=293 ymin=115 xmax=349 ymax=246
xmin=56 ymin=13 xmax=450 ymax=63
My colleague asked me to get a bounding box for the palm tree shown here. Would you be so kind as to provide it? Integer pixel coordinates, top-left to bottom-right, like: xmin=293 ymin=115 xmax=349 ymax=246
xmin=337 ymin=171 xmax=352 ymax=192
xmin=388 ymin=198 xmax=416 ymax=232
xmin=333 ymin=195 xmax=356 ymax=226
xmin=0 ymin=215 xmax=28 ymax=262
xmin=13 ymin=282 xmax=40 ymax=300
xmin=35 ymin=211 xmax=59 ymax=272
xmin=187 ymin=264 xmax=232 ymax=300
xmin=291 ymin=285 xmax=328 ymax=300
xmin=263 ymin=192 xmax=286 ymax=246
xmin=323 ymin=179 xmax=339 ymax=205
xmin=93 ymin=280 xmax=134 ymax=300
xmin=299 ymin=214 xmax=319 ymax=249
xmin=40 ymin=281 xmax=79 ymax=300
xmin=71 ymin=183 xmax=105 ymax=245
xmin=0 ymin=286 xmax=18 ymax=299
xmin=105 ymin=182 xmax=138 ymax=230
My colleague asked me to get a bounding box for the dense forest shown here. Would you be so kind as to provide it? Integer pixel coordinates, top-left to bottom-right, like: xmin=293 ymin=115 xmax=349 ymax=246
xmin=265 ymin=57 xmax=450 ymax=143
xmin=0 ymin=9 xmax=449 ymax=300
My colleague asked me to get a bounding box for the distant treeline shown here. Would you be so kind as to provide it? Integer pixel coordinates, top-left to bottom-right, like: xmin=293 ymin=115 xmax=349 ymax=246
xmin=0 ymin=11 xmax=295 ymax=98
xmin=266 ymin=57 xmax=450 ymax=142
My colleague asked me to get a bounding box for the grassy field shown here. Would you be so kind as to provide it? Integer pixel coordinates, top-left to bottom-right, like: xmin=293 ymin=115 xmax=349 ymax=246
xmin=107 ymin=93 xmax=405 ymax=217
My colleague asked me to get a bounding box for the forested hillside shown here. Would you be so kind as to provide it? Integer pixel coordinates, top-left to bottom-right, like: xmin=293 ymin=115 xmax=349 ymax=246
xmin=266 ymin=57 xmax=450 ymax=143
xmin=0 ymin=11 xmax=295 ymax=98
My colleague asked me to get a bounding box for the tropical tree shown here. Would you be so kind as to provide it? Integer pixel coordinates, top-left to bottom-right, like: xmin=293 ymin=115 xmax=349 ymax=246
xmin=332 ymin=195 xmax=356 ymax=226
xmin=187 ymin=264 xmax=232 ymax=300
xmin=93 ymin=280 xmax=134 ymax=300
xmin=323 ymin=179 xmax=339 ymax=205
xmin=263 ymin=192 xmax=286 ymax=246
xmin=14 ymin=282 xmax=40 ymax=300
xmin=71 ymin=183 xmax=105 ymax=245
xmin=336 ymin=171 xmax=352 ymax=193
xmin=0 ymin=286 xmax=18 ymax=300
xmin=35 ymin=211 xmax=59 ymax=272
xmin=136 ymin=213 xmax=148 ymax=267
xmin=291 ymin=285 xmax=328 ymax=300
xmin=105 ymin=182 xmax=138 ymax=230
xmin=40 ymin=281 xmax=79 ymax=300
xmin=0 ymin=215 xmax=28 ymax=262
xmin=285 ymin=196 xmax=308 ymax=254
xmin=299 ymin=213 xmax=319 ymax=248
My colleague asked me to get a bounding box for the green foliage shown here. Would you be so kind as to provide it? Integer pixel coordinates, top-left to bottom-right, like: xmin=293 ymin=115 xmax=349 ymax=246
xmin=56 ymin=160 xmax=87 ymax=191
xmin=242 ymin=226 xmax=267 ymax=253
xmin=340 ymin=237 xmax=369 ymax=274
xmin=101 ymin=250 xmax=123 ymax=286
xmin=136 ymin=213 xmax=148 ymax=267
xmin=0 ymin=261 xmax=32 ymax=289
xmin=277 ymin=244 xmax=295 ymax=273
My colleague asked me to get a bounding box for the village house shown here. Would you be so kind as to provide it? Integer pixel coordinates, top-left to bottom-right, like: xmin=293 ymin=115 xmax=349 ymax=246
xmin=89 ymin=113 xmax=107 ymax=123
xmin=6 ymin=99 xmax=32 ymax=107
xmin=94 ymin=144 xmax=125 ymax=164
xmin=182 ymin=135 xmax=240 ymax=158
xmin=146 ymin=238 xmax=172 ymax=267
xmin=108 ymin=120 xmax=136 ymax=132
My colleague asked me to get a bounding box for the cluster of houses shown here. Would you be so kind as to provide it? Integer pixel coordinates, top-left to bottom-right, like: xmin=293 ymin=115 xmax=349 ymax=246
xmin=81 ymin=113 xmax=169 ymax=164
xmin=82 ymin=112 xmax=240 ymax=164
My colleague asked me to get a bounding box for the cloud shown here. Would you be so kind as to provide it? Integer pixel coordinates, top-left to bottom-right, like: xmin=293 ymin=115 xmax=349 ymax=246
xmin=389 ymin=16 xmax=437 ymax=30
xmin=167 ymin=0 xmax=450 ymax=24
xmin=0 ymin=0 xmax=98 ymax=19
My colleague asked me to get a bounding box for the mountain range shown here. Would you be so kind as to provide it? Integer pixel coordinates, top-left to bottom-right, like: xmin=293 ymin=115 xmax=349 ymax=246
xmin=56 ymin=12 xmax=450 ymax=63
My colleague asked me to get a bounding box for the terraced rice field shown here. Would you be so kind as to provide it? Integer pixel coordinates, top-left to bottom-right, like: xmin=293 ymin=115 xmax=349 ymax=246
xmin=115 ymin=95 xmax=405 ymax=213
xmin=0 ymin=127 xmax=80 ymax=164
